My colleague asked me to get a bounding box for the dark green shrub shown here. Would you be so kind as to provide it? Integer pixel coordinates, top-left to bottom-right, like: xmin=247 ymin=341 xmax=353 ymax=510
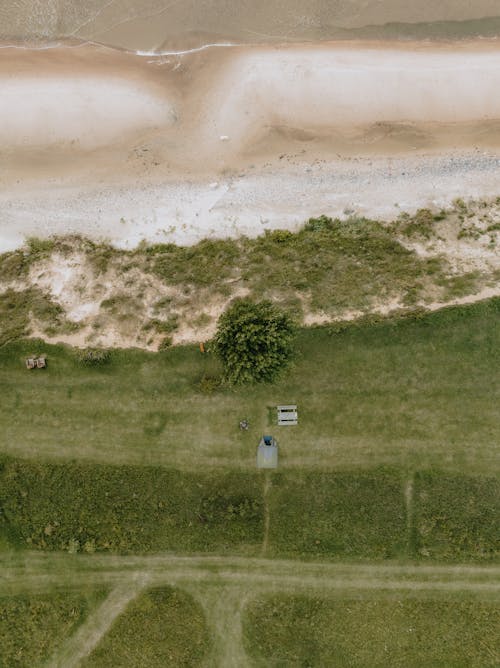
xmin=214 ymin=298 xmax=296 ymax=384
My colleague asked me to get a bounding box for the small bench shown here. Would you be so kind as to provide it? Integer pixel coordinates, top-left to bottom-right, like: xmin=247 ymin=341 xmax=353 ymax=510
xmin=277 ymin=404 xmax=298 ymax=426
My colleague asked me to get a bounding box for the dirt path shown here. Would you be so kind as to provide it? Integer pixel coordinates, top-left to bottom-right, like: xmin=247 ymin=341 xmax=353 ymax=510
xmin=2 ymin=552 xmax=499 ymax=597
xmin=404 ymin=474 xmax=417 ymax=557
xmin=2 ymin=552 xmax=497 ymax=665
xmin=46 ymin=579 xmax=146 ymax=668
xmin=189 ymin=585 xmax=252 ymax=668
xmin=261 ymin=472 xmax=271 ymax=557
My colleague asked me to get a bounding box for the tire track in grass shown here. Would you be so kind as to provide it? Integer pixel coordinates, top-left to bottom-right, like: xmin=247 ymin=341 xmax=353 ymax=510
xmin=405 ymin=472 xmax=418 ymax=558
xmin=2 ymin=553 xmax=500 ymax=597
xmin=46 ymin=578 xmax=147 ymax=668
xmin=261 ymin=471 xmax=271 ymax=556
xmin=188 ymin=584 xmax=251 ymax=668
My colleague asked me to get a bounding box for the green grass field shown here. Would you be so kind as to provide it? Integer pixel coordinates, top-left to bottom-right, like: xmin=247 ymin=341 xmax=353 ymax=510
xmin=0 ymin=589 xmax=107 ymax=667
xmin=1 ymin=299 xmax=499 ymax=665
xmin=0 ymin=299 xmax=499 ymax=473
xmin=82 ymin=586 xmax=211 ymax=667
xmin=243 ymin=593 xmax=500 ymax=667
xmin=1 ymin=457 xmax=498 ymax=561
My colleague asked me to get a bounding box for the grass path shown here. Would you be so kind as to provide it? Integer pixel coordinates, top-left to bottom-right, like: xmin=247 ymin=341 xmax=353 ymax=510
xmin=46 ymin=580 xmax=146 ymax=668
xmin=261 ymin=472 xmax=271 ymax=556
xmin=404 ymin=473 xmax=417 ymax=557
xmin=2 ymin=552 xmax=500 ymax=597
xmin=2 ymin=552 xmax=498 ymax=666
xmin=189 ymin=585 xmax=251 ymax=668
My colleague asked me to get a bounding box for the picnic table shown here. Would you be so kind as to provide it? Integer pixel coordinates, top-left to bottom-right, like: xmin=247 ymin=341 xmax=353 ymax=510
xmin=277 ymin=405 xmax=298 ymax=425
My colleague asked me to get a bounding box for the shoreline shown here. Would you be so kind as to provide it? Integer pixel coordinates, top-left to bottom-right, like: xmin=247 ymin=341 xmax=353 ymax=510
xmin=3 ymin=40 xmax=500 ymax=251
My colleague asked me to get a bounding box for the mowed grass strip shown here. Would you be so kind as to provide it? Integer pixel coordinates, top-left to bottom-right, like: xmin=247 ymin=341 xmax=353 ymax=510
xmin=266 ymin=470 xmax=407 ymax=559
xmin=82 ymin=586 xmax=211 ymax=668
xmin=0 ymin=299 xmax=499 ymax=473
xmin=415 ymin=473 xmax=500 ymax=562
xmin=0 ymin=459 xmax=264 ymax=555
xmin=243 ymin=594 xmax=500 ymax=667
xmin=0 ymin=588 xmax=107 ymax=668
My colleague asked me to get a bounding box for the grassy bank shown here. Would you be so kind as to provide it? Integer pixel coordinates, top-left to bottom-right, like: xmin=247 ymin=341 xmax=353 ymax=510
xmin=243 ymin=593 xmax=500 ymax=667
xmin=0 ymin=299 xmax=499 ymax=473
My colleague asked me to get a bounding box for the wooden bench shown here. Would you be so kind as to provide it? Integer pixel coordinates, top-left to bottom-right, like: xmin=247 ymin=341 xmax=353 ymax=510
xmin=277 ymin=404 xmax=298 ymax=426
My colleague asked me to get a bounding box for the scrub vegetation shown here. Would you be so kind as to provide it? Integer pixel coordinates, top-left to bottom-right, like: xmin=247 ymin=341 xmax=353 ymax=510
xmin=1 ymin=458 xmax=498 ymax=560
xmin=1 ymin=202 xmax=499 ymax=351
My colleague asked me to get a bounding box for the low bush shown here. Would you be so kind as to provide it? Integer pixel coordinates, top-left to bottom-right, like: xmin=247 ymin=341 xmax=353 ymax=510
xmin=75 ymin=348 xmax=111 ymax=366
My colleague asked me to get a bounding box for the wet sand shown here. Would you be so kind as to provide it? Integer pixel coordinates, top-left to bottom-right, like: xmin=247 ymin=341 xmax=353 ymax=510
xmin=3 ymin=40 xmax=500 ymax=250
xmin=3 ymin=1 xmax=500 ymax=51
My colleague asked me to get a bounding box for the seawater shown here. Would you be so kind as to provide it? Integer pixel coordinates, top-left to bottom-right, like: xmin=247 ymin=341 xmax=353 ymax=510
xmin=1 ymin=0 xmax=500 ymax=52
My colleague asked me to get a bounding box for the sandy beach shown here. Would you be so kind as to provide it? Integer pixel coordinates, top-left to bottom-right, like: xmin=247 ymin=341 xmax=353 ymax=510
xmin=3 ymin=41 xmax=500 ymax=250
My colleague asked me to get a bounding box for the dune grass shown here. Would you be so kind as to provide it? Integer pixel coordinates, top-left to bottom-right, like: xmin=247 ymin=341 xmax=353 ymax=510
xmin=82 ymin=586 xmax=210 ymax=668
xmin=0 ymin=588 xmax=107 ymax=667
xmin=0 ymin=288 xmax=71 ymax=346
xmin=243 ymin=593 xmax=500 ymax=667
xmin=145 ymin=216 xmax=445 ymax=313
xmin=0 ymin=214 xmax=458 ymax=327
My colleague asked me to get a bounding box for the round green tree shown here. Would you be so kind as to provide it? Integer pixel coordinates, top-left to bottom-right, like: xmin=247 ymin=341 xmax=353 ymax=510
xmin=214 ymin=298 xmax=296 ymax=384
